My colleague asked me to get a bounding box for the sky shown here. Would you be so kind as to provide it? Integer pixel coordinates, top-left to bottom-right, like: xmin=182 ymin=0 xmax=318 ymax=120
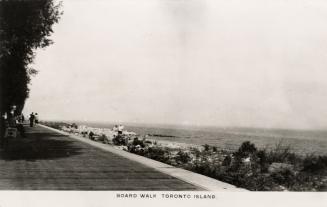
xmin=24 ymin=0 xmax=327 ymax=129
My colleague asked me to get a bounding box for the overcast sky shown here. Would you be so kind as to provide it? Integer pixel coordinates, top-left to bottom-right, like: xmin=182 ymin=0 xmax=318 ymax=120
xmin=24 ymin=0 xmax=327 ymax=129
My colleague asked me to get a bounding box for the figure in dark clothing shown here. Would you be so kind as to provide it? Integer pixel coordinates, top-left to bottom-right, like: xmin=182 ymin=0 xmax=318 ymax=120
xmin=21 ymin=114 xmax=25 ymax=123
xmin=29 ymin=113 xmax=35 ymax=127
xmin=89 ymin=131 xmax=94 ymax=140
xmin=17 ymin=124 xmax=26 ymax=137
xmin=0 ymin=115 xmax=12 ymax=148
xmin=16 ymin=116 xmax=26 ymax=138
xmin=0 ymin=116 xmax=6 ymax=148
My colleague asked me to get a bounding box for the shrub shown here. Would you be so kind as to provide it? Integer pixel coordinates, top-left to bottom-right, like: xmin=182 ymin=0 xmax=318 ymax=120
xmin=234 ymin=141 xmax=257 ymax=158
xmin=190 ymin=147 xmax=201 ymax=158
xmin=101 ymin=134 xmax=110 ymax=144
xmin=302 ymin=155 xmax=327 ymax=173
xmin=267 ymin=140 xmax=298 ymax=164
xmin=227 ymin=172 xmax=276 ymax=191
xmin=257 ymin=149 xmax=269 ymax=172
xmin=203 ymin=144 xmax=210 ymax=151
xmin=175 ymin=150 xmax=191 ymax=164
xmin=212 ymin=146 xmax=218 ymax=152
xmin=112 ymin=135 xmax=127 ymax=146
xmin=270 ymin=169 xmax=296 ymax=188
xmin=145 ymin=147 xmax=171 ymax=163
xmin=114 ymin=133 xmax=326 ymax=191
xmin=132 ymin=137 xmax=145 ymax=148
xmin=222 ymin=155 xmax=232 ymax=166
xmin=71 ymin=123 xmax=78 ymax=129
xmin=191 ymin=160 xmax=212 ymax=175
xmin=128 ymin=145 xmax=146 ymax=155
xmin=288 ymin=172 xmax=326 ymax=191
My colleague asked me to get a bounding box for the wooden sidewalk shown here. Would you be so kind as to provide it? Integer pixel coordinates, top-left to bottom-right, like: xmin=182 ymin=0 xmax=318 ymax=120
xmin=0 ymin=125 xmax=201 ymax=190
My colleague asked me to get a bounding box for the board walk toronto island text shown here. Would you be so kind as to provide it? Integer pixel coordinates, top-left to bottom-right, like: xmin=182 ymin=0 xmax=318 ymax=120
xmin=116 ymin=193 xmax=216 ymax=199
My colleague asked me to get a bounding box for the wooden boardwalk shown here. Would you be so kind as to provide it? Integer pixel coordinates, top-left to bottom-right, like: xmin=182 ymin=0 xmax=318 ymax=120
xmin=0 ymin=125 xmax=201 ymax=190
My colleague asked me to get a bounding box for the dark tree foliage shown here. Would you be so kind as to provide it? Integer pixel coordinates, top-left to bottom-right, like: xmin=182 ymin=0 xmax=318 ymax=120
xmin=0 ymin=0 xmax=62 ymax=137
xmin=0 ymin=0 xmax=62 ymax=112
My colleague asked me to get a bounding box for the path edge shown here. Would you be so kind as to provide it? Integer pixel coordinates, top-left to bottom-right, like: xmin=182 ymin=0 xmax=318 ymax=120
xmin=39 ymin=124 xmax=248 ymax=192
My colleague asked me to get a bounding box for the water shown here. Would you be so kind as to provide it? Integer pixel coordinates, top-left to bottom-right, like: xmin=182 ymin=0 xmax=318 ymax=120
xmin=75 ymin=121 xmax=327 ymax=155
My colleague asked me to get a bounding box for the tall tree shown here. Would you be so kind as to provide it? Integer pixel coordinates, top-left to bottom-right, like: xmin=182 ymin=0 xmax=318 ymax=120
xmin=0 ymin=0 xmax=62 ymax=137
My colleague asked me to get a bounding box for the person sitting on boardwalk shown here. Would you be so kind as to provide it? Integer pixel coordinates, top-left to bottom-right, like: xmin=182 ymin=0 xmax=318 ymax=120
xmin=1 ymin=114 xmax=18 ymax=148
xmin=16 ymin=115 xmax=26 ymax=138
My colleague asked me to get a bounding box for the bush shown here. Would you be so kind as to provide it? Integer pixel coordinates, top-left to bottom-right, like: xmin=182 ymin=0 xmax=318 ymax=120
xmin=289 ymin=172 xmax=326 ymax=191
xmin=71 ymin=123 xmax=78 ymax=129
xmin=266 ymin=140 xmax=298 ymax=164
xmin=203 ymin=144 xmax=210 ymax=151
xmin=222 ymin=155 xmax=232 ymax=166
xmin=128 ymin=145 xmax=146 ymax=155
xmin=132 ymin=137 xmax=145 ymax=148
xmin=212 ymin=146 xmax=218 ymax=152
xmin=302 ymin=155 xmax=327 ymax=173
xmin=190 ymin=147 xmax=201 ymax=158
xmin=227 ymin=172 xmax=276 ymax=191
xmin=145 ymin=147 xmax=171 ymax=163
xmin=175 ymin=150 xmax=191 ymax=164
xmin=115 ymin=133 xmax=327 ymax=191
xmin=234 ymin=141 xmax=257 ymax=158
xmin=112 ymin=135 xmax=127 ymax=146
xmin=191 ymin=160 xmax=213 ymax=175
xmin=257 ymin=150 xmax=269 ymax=172
xmin=270 ymin=169 xmax=296 ymax=188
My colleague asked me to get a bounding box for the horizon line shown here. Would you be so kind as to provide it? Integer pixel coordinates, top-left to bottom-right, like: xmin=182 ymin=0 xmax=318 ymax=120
xmin=39 ymin=118 xmax=327 ymax=132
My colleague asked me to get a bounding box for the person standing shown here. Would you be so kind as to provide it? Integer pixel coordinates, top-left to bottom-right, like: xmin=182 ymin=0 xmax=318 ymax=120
xmin=21 ymin=114 xmax=25 ymax=122
xmin=29 ymin=113 xmax=35 ymax=127
xmin=34 ymin=113 xmax=39 ymax=124
xmin=0 ymin=115 xmax=6 ymax=148
xmin=118 ymin=124 xmax=124 ymax=135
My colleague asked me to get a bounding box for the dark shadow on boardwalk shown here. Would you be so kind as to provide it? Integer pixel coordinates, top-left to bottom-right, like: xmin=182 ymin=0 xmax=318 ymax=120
xmin=0 ymin=129 xmax=83 ymax=161
xmin=0 ymin=125 xmax=201 ymax=190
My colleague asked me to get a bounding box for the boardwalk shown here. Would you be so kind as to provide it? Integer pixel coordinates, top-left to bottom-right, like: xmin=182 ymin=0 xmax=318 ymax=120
xmin=0 ymin=125 xmax=201 ymax=190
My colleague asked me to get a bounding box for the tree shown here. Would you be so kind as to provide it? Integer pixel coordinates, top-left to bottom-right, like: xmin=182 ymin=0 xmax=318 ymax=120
xmin=0 ymin=0 xmax=62 ymax=138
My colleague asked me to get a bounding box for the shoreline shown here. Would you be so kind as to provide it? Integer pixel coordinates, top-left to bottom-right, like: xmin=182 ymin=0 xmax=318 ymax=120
xmin=40 ymin=121 xmax=327 ymax=191
xmin=38 ymin=123 xmax=245 ymax=191
xmin=39 ymin=120 xmax=327 ymax=156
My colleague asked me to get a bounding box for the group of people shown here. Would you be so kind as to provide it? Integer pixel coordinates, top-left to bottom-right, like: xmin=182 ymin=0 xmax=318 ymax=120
xmin=0 ymin=112 xmax=26 ymax=148
xmin=29 ymin=112 xmax=39 ymax=127
xmin=0 ymin=110 xmax=41 ymax=148
xmin=87 ymin=124 xmax=125 ymax=141
xmin=113 ymin=124 xmax=124 ymax=135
